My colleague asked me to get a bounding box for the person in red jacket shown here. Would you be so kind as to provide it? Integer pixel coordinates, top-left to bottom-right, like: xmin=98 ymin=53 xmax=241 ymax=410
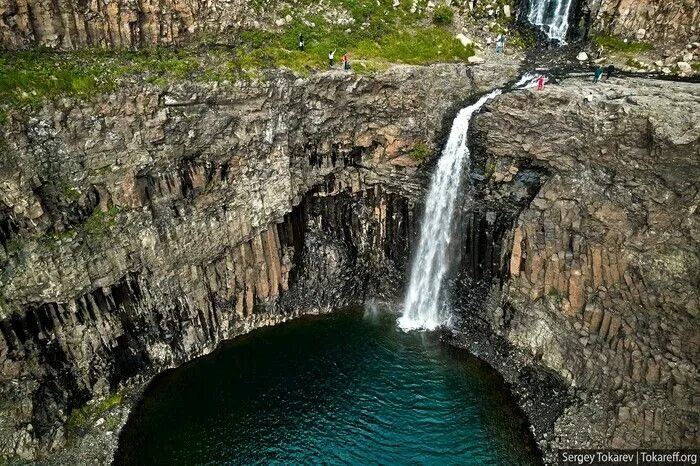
xmin=537 ymin=75 xmax=545 ymax=91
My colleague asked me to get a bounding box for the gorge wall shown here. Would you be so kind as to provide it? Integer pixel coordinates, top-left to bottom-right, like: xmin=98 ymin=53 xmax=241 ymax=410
xmin=0 ymin=62 xmax=520 ymax=463
xmin=468 ymin=77 xmax=699 ymax=453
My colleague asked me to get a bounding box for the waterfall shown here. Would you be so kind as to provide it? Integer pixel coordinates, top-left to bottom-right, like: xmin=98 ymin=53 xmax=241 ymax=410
xmin=399 ymin=76 xmax=538 ymax=332
xmin=523 ymin=0 xmax=574 ymax=43
xmin=398 ymin=90 xmax=501 ymax=331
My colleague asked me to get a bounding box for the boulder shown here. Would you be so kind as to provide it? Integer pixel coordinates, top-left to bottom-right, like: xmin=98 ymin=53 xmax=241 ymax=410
xmin=677 ymin=62 xmax=692 ymax=74
xmin=455 ymin=33 xmax=473 ymax=47
xmin=468 ymin=56 xmax=485 ymax=64
xmin=577 ymin=52 xmax=589 ymax=62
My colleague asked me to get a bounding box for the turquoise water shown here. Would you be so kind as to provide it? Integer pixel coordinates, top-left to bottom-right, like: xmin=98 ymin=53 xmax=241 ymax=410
xmin=115 ymin=309 xmax=541 ymax=465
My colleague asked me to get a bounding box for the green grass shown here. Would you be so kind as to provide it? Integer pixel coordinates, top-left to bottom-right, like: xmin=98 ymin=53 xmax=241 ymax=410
xmin=0 ymin=0 xmax=476 ymax=117
xmin=592 ymin=34 xmax=653 ymax=54
xmin=433 ymin=4 xmax=454 ymax=25
xmin=0 ymin=47 xmax=201 ymax=119
xmin=81 ymin=206 xmax=121 ymax=236
xmin=408 ymin=142 xmax=431 ymax=161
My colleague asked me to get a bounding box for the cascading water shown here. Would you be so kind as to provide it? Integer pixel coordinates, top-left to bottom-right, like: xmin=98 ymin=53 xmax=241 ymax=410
xmin=523 ymin=0 xmax=574 ymax=43
xmin=399 ymin=76 xmax=538 ymax=332
xmin=398 ymin=91 xmax=501 ymax=331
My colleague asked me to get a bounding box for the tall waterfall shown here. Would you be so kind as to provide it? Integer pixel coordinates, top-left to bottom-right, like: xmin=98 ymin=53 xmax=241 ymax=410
xmin=398 ymin=76 xmax=538 ymax=332
xmin=398 ymin=90 xmax=502 ymax=331
xmin=523 ymin=0 xmax=574 ymax=43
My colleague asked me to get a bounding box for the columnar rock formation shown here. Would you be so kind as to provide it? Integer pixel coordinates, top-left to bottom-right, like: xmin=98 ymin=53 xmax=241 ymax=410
xmin=586 ymin=0 xmax=700 ymax=45
xmin=0 ymin=63 xmax=519 ymax=462
xmin=0 ymin=0 xmax=253 ymax=49
xmin=471 ymin=78 xmax=699 ymax=451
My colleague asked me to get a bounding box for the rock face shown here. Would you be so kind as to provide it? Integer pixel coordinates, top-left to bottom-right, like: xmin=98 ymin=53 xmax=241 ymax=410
xmin=1 ymin=0 xmax=697 ymax=51
xmin=586 ymin=0 xmax=700 ymax=45
xmin=0 ymin=63 xmax=519 ymax=463
xmin=470 ymin=78 xmax=699 ymax=453
xmin=0 ymin=0 xmax=253 ymax=49
xmin=0 ymin=53 xmax=698 ymax=464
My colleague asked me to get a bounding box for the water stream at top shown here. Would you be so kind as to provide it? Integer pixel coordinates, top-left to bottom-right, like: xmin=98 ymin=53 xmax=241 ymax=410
xmin=399 ymin=75 xmax=538 ymax=331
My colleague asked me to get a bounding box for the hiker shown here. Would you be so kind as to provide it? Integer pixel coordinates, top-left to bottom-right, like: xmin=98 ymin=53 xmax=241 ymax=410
xmin=583 ymin=92 xmax=594 ymax=104
xmin=596 ymin=45 xmax=604 ymax=59
xmin=342 ymin=53 xmax=350 ymax=71
xmin=495 ymin=34 xmax=503 ymax=53
xmin=328 ymin=49 xmax=336 ymax=69
xmin=605 ymin=64 xmax=615 ymax=80
xmin=537 ymin=75 xmax=545 ymax=91
xmin=593 ymin=66 xmax=604 ymax=83
xmin=298 ymin=34 xmax=305 ymax=51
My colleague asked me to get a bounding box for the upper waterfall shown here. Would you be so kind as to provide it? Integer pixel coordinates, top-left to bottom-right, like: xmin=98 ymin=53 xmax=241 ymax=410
xmin=522 ymin=0 xmax=574 ymax=43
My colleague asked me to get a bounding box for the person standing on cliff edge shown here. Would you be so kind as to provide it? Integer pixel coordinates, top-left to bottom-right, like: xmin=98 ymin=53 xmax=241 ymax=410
xmin=605 ymin=64 xmax=615 ymax=80
xmin=594 ymin=66 xmax=604 ymax=83
xmin=328 ymin=49 xmax=336 ymax=69
xmin=298 ymin=34 xmax=305 ymax=51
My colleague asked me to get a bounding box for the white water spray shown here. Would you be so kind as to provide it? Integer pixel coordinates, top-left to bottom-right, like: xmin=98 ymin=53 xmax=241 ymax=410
xmin=524 ymin=0 xmax=574 ymax=43
xmin=399 ymin=76 xmax=539 ymax=332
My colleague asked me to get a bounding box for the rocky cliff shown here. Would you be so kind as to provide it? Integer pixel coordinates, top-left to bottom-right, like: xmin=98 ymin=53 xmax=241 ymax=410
xmin=469 ymin=77 xmax=699 ymax=454
xmin=0 ymin=62 xmax=520 ymax=463
xmin=3 ymin=0 xmax=698 ymax=52
xmin=586 ymin=0 xmax=700 ymax=45
xmin=1 ymin=23 xmax=698 ymax=462
xmin=0 ymin=0 xmax=254 ymax=49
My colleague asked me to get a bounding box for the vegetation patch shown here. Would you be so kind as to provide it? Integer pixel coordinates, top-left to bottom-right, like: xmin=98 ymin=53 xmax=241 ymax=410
xmin=592 ymin=34 xmax=653 ymax=54
xmin=507 ymin=29 xmax=537 ymax=50
xmin=81 ymin=206 xmax=121 ymax=236
xmin=433 ymin=5 xmax=454 ymax=25
xmin=66 ymin=392 xmax=124 ymax=436
xmin=0 ymin=47 xmax=201 ymax=120
xmin=0 ymin=0 xmax=478 ymax=117
xmin=408 ymin=142 xmax=431 ymax=162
